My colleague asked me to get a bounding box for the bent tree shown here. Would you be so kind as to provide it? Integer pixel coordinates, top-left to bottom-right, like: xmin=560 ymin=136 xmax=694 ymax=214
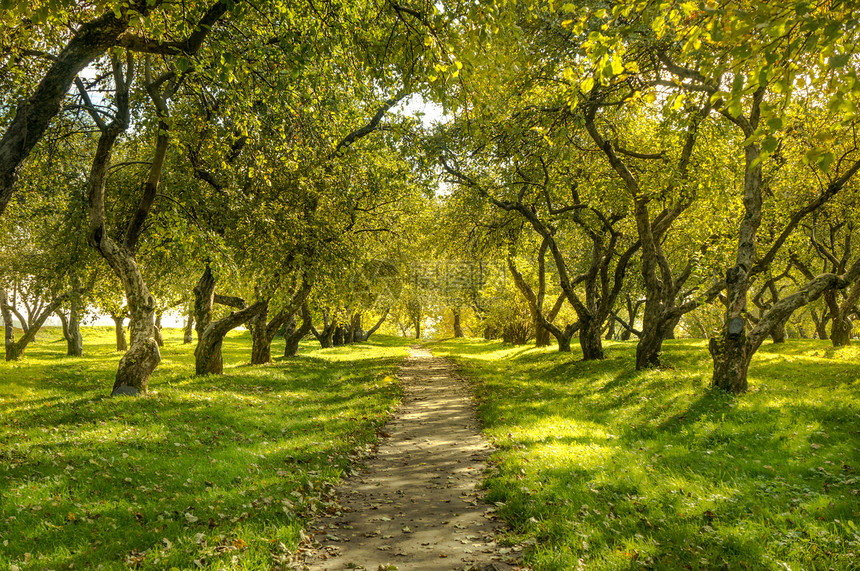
xmin=442 ymin=149 xmax=638 ymax=359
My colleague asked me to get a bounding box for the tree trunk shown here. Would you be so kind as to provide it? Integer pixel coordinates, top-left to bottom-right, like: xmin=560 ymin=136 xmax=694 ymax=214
xmin=252 ymin=279 xmax=312 ymax=363
xmin=333 ymin=325 xmax=346 ymax=346
xmin=283 ymin=314 xmax=299 ymax=357
xmin=115 ymin=299 xmax=160 ymax=395
xmin=770 ymin=322 xmax=787 ymax=343
xmin=68 ymin=289 xmax=84 ymax=356
xmin=663 ymin=314 xmax=681 ymax=339
xmin=452 ymin=308 xmax=464 ymax=337
xmin=604 ymin=318 xmax=616 ymax=340
xmin=183 ymin=310 xmax=194 ymax=344
xmin=196 ymin=302 xmax=265 ymax=375
xmin=111 ymin=314 xmax=128 ymax=351
xmin=153 ymin=310 xmax=164 ymax=347
xmin=535 ymin=324 xmax=551 ymax=346
xmin=635 ymin=323 xmax=664 ymax=369
xmin=57 ymin=310 xmax=70 ymax=343
xmin=284 ymin=303 xmax=313 ymax=357
xmin=250 ymin=300 xmax=271 ymax=365
xmin=811 ymin=308 xmax=830 ymax=339
xmin=56 ymin=307 xmax=84 ymax=357
xmin=1 ymin=289 xmax=15 ymax=361
xmin=361 ymin=309 xmax=388 ymax=341
xmin=414 ymin=316 xmax=421 ymax=339
xmin=194 ymin=266 xmax=216 ymax=340
xmin=311 ymin=310 xmax=337 ymax=348
xmin=831 ymin=316 xmax=852 ymax=346
xmin=557 ymin=335 xmax=571 ymax=352
xmin=320 ymin=325 xmax=335 ymax=348
xmin=578 ymin=318 xmax=604 ymax=360
xmin=830 ymin=279 xmax=860 ymax=347
xmin=350 ymin=312 xmax=362 ymax=343
xmin=10 ymin=305 xmax=29 ymax=336
xmin=709 ymin=329 xmax=751 ymax=394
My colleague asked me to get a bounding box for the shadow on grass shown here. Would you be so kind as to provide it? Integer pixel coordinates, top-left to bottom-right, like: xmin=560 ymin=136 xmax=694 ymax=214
xmin=436 ymin=336 xmax=860 ymax=570
xmin=0 ymin=331 xmax=410 ymax=570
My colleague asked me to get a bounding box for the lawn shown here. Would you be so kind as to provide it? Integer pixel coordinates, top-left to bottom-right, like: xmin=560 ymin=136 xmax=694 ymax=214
xmin=0 ymin=327 xmax=409 ymax=570
xmin=430 ymin=337 xmax=860 ymax=570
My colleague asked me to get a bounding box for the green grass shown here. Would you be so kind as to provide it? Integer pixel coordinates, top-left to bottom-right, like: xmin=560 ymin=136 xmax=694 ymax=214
xmin=429 ymin=337 xmax=860 ymax=570
xmin=0 ymin=327 xmax=410 ymax=570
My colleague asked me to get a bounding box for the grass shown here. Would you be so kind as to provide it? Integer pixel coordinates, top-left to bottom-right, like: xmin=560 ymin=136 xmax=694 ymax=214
xmin=0 ymin=327 xmax=410 ymax=570
xmin=429 ymin=337 xmax=860 ymax=570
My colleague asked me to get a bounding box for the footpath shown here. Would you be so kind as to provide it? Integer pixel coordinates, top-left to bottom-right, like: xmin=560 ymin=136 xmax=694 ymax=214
xmin=295 ymin=346 xmax=524 ymax=571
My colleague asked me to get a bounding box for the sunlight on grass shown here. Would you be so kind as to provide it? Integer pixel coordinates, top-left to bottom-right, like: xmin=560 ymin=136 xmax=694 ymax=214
xmin=433 ymin=337 xmax=860 ymax=570
xmin=0 ymin=327 xmax=409 ymax=570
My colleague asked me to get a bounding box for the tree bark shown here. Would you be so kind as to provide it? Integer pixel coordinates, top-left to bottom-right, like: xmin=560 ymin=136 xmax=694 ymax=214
xmin=349 ymin=312 xmax=362 ymax=343
xmin=195 ymin=301 xmax=265 ymax=375
xmin=250 ymin=300 xmax=270 ymax=364
xmin=56 ymin=306 xmax=84 ymax=357
xmin=831 ymin=279 xmax=860 ymax=346
xmin=361 ymin=309 xmax=388 ymax=341
xmin=311 ymin=309 xmax=337 ymax=348
xmin=153 ymin=310 xmax=164 ymax=347
xmin=770 ymin=323 xmax=787 ymax=343
xmin=10 ymin=305 xmax=29 ymax=336
xmin=333 ymin=325 xmax=346 ymax=346
xmin=621 ymin=295 xmax=643 ymax=341
xmin=284 ymin=302 xmax=313 ymax=357
xmin=452 ymin=308 xmax=464 ymax=337
xmin=709 ymin=328 xmax=752 ymax=394
xmin=579 ymin=317 xmax=604 ymax=360
xmin=184 ymin=310 xmax=194 ymax=344
xmin=1 ymin=289 xmax=16 ymax=361
xmin=811 ymin=308 xmax=830 ymax=339
xmin=111 ymin=314 xmax=128 ymax=351
xmin=193 ymin=265 xmax=216 ymax=341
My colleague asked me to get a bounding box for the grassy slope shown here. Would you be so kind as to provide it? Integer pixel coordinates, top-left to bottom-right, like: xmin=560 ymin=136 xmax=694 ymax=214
xmin=0 ymin=327 xmax=409 ymax=570
xmin=430 ymin=337 xmax=860 ymax=571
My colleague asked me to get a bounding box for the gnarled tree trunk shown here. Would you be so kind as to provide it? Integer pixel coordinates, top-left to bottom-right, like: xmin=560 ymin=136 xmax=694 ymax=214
xmin=578 ymin=317 xmax=604 ymax=360
xmin=196 ymin=302 xmax=266 ymax=375
xmin=830 ymin=279 xmax=860 ymax=346
xmin=56 ymin=305 xmax=84 ymax=357
xmin=111 ymin=314 xmax=128 ymax=351
xmin=360 ymin=309 xmax=388 ymax=342
xmin=311 ymin=309 xmax=336 ymax=348
xmin=1 ymin=289 xmax=16 ymax=361
xmin=284 ymin=302 xmax=313 ymax=357
xmin=183 ymin=310 xmax=194 ymax=344
xmin=452 ymin=308 xmax=464 ymax=338
xmin=153 ymin=310 xmax=164 ymax=347
xmin=249 ymin=301 xmax=270 ymax=364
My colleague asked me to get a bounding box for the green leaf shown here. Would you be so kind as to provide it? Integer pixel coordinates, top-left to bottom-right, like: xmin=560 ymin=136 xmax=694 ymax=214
xmin=580 ymin=77 xmax=594 ymax=93
xmin=817 ymin=151 xmax=835 ymax=172
xmin=829 ymin=53 xmax=851 ymax=68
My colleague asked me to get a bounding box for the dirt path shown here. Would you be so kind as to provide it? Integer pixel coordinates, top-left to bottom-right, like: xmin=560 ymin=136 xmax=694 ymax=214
xmin=293 ymin=346 xmax=522 ymax=571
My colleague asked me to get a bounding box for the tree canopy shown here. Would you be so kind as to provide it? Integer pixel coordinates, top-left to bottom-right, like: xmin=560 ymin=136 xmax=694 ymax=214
xmin=1 ymin=0 xmax=859 ymax=393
